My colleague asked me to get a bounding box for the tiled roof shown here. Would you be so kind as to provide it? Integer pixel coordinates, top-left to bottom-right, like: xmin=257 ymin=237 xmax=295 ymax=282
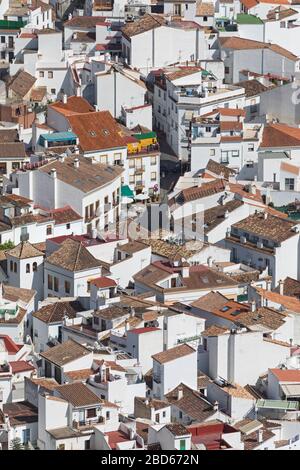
xmin=235 ymin=79 xmax=270 ymax=97
xmin=232 ymin=212 xmax=297 ymax=243
xmin=202 ymin=325 xmax=230 ymax=336
xmin=3 ymin=285 xmax=36 ymax=304
xmin=49 ymin=96 xmax=95 ymax=116
xmin=40 ymin=156 xmax=123 ymax=193
xmin=3 ymin=401 xmax=38 ymax=426
xmin=206 ymin=159 xmax=237 ymax=179
xmin=266 ymin=6 xmax=298 ymax=21
xmin=203 ymin=200 xmax=244 ymax=233
xmin=196 ymin=0 xmax=215 ymax=15
xmin=46 ymin=238 xmax=102 ymax=272
xmin=166 ymin=383 xmax=217 ymax=422
xmin=128 ymin=327 xmax=160 ymax=335
xmin=9 ymin=360 xmax=35 ymax=374
xmin=90 ymin=276 xmax=117 ymax=288
xmin=261 ymin=123 xmax=300 ymax=148
xmin=269 ymin=368 xmax=300 ymax=382
xmin=152 ymin=344 xmax=195 ymax=364
xmin=7 ymin=70 xmax=36 ymax=98
xmin=48 ymin=206 xmax=82 ymax=225
xmin=165 ymin=423 xmax=190 ymax=436
xmin=65 ymin=16 xmax=107 ymax=27
xmin=236 ymin=306 xmax=287 ymax=330
xmin=0 ymin=142 xmax=26 ymax=158
xmin=121 ymin=14 xmax=165 ymax=38
xmin=141 ymin=239 xmax=206 ymax=261
xmin=67 ymin=111 xmax=127 ymax=152
xmin=179 ymin=179 xmax=227 ymax=203
xmin=255 ymin=286 xmax=300 ymax=313
xmin=93 ymin=304 xmax=128 ymax=320
xmin=6 ymin=241 xmax=44 ymax=259
xmin=220 ymin=36 xmax=298 ymax=61
xmin=33 ymin=300 xmax=83 ymax=323
xmin=281 ymin=161 xmax=300 ymax=175
xmin=40 ymin=339 xmax=91 ymax=366
xmin=55 ymin=382 xmax=101 ymax=407
xmin=273 ymin=277 xmax=300 ymax=298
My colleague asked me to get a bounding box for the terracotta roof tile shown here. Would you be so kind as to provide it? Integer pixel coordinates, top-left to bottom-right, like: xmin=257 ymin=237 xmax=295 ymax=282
xmin=40 ymin=339 xmax=91 ymax=366
xmin=46 ymin=238 xmax=102 ymax=272
xmin=33 ymin=300 xmax=83 ymax=323
xmin=6 ymin=241 xmax=44 ymax=259
xmin=152 ymin=344 xmax=195 ymax=364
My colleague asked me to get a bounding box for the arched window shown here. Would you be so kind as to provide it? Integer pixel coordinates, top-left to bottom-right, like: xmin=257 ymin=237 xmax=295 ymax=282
xmin=14 ymin=262 xmax=17 ymax=273
xmin=26 ymin=263 xmax=30 ymax=273
xmin=10 ymin=260 xmax=13 ymax=271
xmin=33 ymin=262 xmax=37 ymax=272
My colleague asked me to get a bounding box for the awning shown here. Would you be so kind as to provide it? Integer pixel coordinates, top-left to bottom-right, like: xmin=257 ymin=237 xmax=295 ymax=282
xmin=121 ymin=196 xmax=134 ymax=205
xmin=135 ymin=193 xmax=150 ymax=201
xmin=280 ymin=383 xmax=300 ymax=398
xmin=121 ymin=185 xmax=134 ymax=198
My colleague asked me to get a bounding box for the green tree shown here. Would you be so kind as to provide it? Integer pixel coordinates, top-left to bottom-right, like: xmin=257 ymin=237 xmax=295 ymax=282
xmin=0 ymin=240 xmax=14 ymax=251
xmin=10 ymin=437 xmax=24 ymax=450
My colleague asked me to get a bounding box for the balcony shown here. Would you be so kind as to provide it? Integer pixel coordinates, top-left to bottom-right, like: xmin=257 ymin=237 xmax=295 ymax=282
xmin=128 ymin=143 xmax=160 ymax=156
xmin=72 ymin=416 xmax=104 ymax=429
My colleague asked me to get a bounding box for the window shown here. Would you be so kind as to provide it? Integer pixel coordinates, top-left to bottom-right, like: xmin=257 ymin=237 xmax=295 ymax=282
xmin=151 ymin=156 xmax=157 ymax=165
xmin=66 ymin=223 xmax=70 ymax=229
xmin=114 ymin=153 xmax=121 ymax=164
xmin=94 ymin=317 xmax=99 ymax=325
xmin=280 ymin=21 xmax=286 ymax=28
xmin=232 ymin=150 xmax=239 ymax=158
xmin=12 ymin=162 xmax=20 ymax=170
xmin=205 ymin=126 xmax=211 ymax=132
xmin=87 ymin=281 xmax=91 ymax=292
xmin=248 ymin=144 xmax=254 ymax=152
xmin=64 ymin=280 xmax=70 ymax=294
xmin=174 ymin=4 xmax=181 ymax=15
xmin=100 ymin=155 xmax=108 ymax=164
xmin=285 ymin=178 xmax=295 ymax=191
xmin=162 ymin=411 xmax=166 ymax=418
xmin=129 ymin=174 xmax=135 ymax=184
xmin=106 ymin=411 xmax=110 ymax=420
xmin=221 ymin=151 xmax=229 ymax=163
xmin=1 ymin=36 xmax=5 ymax=43
xmin=46 ymin=224 xmax=52 ymax=235
xmin=54 ymin=277 xmax=59 ymax=292
xmin=33 ymin=262 xmax=37 ymax=272
xmin=22 ymin=429 xmax=31 ymax=445
xmin=203 ymin=16 xmax=208 ymax=21
xmin=14 ymin=262 xmax=17 ymax=273
xmin=48 ymin=71 xmax=53 ymax=79
xmin=87 ymin=408 xmax=96 ymax=419
xmin=225 ymin=66 xmax=230 ymax=74
xmin=39 ymin=71 xmax=44 ymax=77
xmin=85 ymin=440 xmax=90 ymax=450
xmin=51 ymin=88 xmax=56 ymax=94
xmin=179 ymin=439 xmax=186 ymax=450
xmin=26 ymin=263 xmax=30 ymax=273
xmin=210 ymin=149 xmax=215 ymax=156
xmin=151 ymin=172 xmax=157 ymax=181
xmin=48 ymin=274 xmax=53 ymax=290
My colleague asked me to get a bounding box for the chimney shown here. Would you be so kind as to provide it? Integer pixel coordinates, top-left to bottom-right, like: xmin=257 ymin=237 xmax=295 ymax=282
xmin=279 ymin=279 xmax=284 ymax=296
xmin=207 ymin=256 xmax=213 ymax=268
xmin=251 ymin=300 xmax=256 ymax=313
xmin=266 ymin=280 xmax=272 ymax=291
xmin=74 ymin=158 xmax=79 ymax=168
xmin=224 ymin=209 xmax=229 ymax=219
xmin=263 ymin=212 xmax=268 ymax=220
xmin=257 ymin=428 xmax=263 ymax=443
xmin=50 ymin=168 xmax=57 ymax=179
xmin=177 ymin=386 xmax=183 ymax=400
xmin=213 ymin=400 xmax=219 ymax=411
xmin=62 ymin=94 xmax=68 ymax=104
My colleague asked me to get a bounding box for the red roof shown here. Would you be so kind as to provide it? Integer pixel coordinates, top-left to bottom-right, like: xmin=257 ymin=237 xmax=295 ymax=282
xmin=128 ymin=327 xmax=160 ymax=335
xmin=9 ymin=361 xmax=35 ymax=374
xmin=91 ymin=276 xmax=117 ymax=288
xmin=270 ymin=368 xmax=300 ymax=382
xmin=0 ymin=335 xmax=22 ymax=354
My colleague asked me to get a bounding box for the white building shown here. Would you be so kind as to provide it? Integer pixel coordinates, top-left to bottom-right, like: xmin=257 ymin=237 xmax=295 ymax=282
xmin=152 ymin=343 xmax=197 ymax=399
